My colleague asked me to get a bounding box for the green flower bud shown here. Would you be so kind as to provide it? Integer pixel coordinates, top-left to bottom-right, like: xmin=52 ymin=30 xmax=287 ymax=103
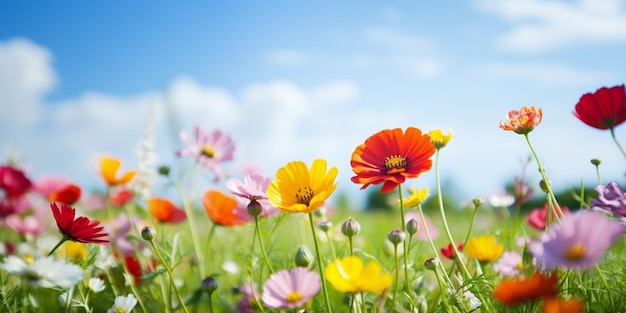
xmin=201 ymin=277 xmax=218 ymax=295
xmin=539 ymin=179 xmax=550 ymax=193
xmin=387 ymin=229 xmax=406 ymax=245
xmin=591 ymin=158 xmax=602 ymax=166
xmin=157 ymin=165 xmax=170 ymax=176
xmin=424 ymin=257 xmax=439 ymax=271
xmin=406 ymin=218 xmax=419 ymax=236
xmin=341 ymin=217 xmax=360 ymax=238
xmin=247 ymin=199 xmax=262 ymax=217
xmin=471 ymin=197 xmax=485 ymax=208
xmin=317 ymin=221 xmax=332 ymax=233
xmin=294 ymin=245 xmax=314 ymax=268
xmin=141 ymin=226 xmax=156 ymax=241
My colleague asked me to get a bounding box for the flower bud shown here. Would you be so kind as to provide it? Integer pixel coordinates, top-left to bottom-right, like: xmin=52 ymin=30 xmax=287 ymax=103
xmin=157 ymin=165 xmax=170 ymax=176
xmin=591 ymin=158 xmax=602 ymax=166
xmin=294 ymin=245 xmax=314 ymax=268
xmin=539 ymin=179 xmax=550 ymax=193
xmin=317 ymin=221 xmax=332 ymax=233
xmin=201 ymin=277 xmax=218 ymax=295
xmin=387 ymin=229 xmax=406 ymax=245
xmin=247 ymin=199 xmax=262 ymax=217
xmin=424 ymin=257 xmax=440 ymax=271
xmin=406 ymin=218 xmax=419 ymax=236
xmin=416 ymin=296 xmax=428 ymax=313
xmin=141 ymin=226 xmax=156 ymax=241
xmin=341 ymin=217 xmax=360 ymax=238
xmin=471 ymin=197 xmax=485 ymax=208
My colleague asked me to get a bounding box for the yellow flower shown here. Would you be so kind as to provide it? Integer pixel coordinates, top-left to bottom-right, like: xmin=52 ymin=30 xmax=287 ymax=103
xmin=464 ymin=235 xmax=504 ymax=262
xmin=428 ymin=129 xmax=452 ymax=149
xmin=325 ymin=256 xmax=392 ymax=293
xmin=100 ymin=156 xmax=136 ymax=186
xmin=267 ymin=159 xmax=338 ymax=213
xmin=401 ymin=187 xmax=430 ymax=207
xmin=61 ymin=241 xmax=88 ymax=262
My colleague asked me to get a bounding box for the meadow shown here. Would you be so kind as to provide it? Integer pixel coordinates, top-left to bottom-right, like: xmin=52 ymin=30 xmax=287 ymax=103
xmin=1 ymin=84 xmax=626 ymax=313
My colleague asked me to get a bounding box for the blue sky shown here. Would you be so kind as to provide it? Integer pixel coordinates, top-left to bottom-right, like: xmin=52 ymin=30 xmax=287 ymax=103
xmin=1 ymin=0 xmax=626 ymax=204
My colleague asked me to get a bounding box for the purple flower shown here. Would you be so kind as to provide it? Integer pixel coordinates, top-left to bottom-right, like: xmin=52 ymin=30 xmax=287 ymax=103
xmin=493 ymin=251 xmax=522 ymax=277
xmin=177 ymin=126 xmax=235 ymax=182
xmin=226 ymin=173 xmax=279 ymax=218
xmin=529 ymin=210 xmax=626 ymax=271
xmin=262 ymin=267 xmax=321 ymax=309
xmin=590 ymin=181 xmax=626 ymax=218
xmin=236 ymin=282 xmax=260 ymax=313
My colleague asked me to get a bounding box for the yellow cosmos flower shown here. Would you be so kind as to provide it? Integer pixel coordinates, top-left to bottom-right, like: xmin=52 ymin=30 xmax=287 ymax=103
xmin=464 ymin=235 xmax=504 ymax=262
xmin=61 ymin=241 xmax=88 ymax=262
xmin=401 ymin=187 xmax=430 ymax=207
xmin=100 ymin=156 xmax=136 ymax=186
xmin=325 ymin=256 xmax=392 ymax=293
xmin=428 ymin=129 xmax=452 ymax=149
xmin=267 ymin=159 xmax=338 ymax=213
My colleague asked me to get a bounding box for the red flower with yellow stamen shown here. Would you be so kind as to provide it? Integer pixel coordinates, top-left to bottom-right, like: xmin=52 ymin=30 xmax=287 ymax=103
xmin=350 ymin=127 xmax=435 ymax=193
xmin=499 ymin=106 xmax=543 ymax=134
xmin=202 ymin=190 xmax=249 ymax=226
xmin=148 ymin=197 xmax=187 ymax=224
xmin=51 ymin=202 xmax=108 ymax=244
xmin=574 ymin=84 xmax=626 ymax=130
xmin=493 ymin=272 xmax=558 ymax=306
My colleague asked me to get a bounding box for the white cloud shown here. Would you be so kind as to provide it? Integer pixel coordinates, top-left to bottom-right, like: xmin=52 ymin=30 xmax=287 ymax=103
xmin=266 ymin=49 xmax=306 ymax=67
xmin=483 ymin=62 xmax=611 ymax=85
xmin=475 ymin=0 xmax=626 ymax=52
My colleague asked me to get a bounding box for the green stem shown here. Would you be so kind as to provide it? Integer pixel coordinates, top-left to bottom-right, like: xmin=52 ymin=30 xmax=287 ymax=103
xmin=610 ymin=127 xmax=626 ymax=159
xmin=523 ymin=134 xmax=563 ymax=219
xmin=349 ymin=237 xmax=354 ymax=257
xmin=149 ymin=239 xmax=190 ymax=313
xmin=204 ymin=224 xmax=216 ymax=275
xmin=397 ymin=187 xmax=412 ymax=295
xmin=324 ymin=230 xmax=337 ymax=259
xmin=594 ymin=164 xmax=602 ymax=186
xmin=595 ymin=264 xmax=615 ymax=309
xmin=434 ymin=150 xmax=472 ymax=279
xmin=255 ymin=216 xmax=275 ymax=273
xmin=308 ymin=213 xmax=333 ymax=313
xmin=417 ymin=205 xmax=452 ymax=287
xmin=48 ymin=237 xmax=68 ymax=256
xmin=207 ymin=294 xmax=214 ymax=313
xmin=389 ymin=243 xmax=400 ymax=312
xmin=171 ymin=179 xmax=205 ymax=278
xmin=462 ymin=204 xmax=480 ymax=249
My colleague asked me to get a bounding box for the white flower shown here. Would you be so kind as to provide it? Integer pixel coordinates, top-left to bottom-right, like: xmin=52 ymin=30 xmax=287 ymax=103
xmin=88 ymin=277 xmax=106 ymax=293
xmin=463 ymin=290 xmax=482 ymax=310
xmin=107 ymin=294 xmax=137 ymax=313
xmin=0 ymin=256 xmax=83 ymax=289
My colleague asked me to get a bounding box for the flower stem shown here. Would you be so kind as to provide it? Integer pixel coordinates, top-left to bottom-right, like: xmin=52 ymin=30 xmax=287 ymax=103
xmin=595 ymin=264 xmax=615 ymax=309
xmin=462 ymin=203 xmax=480 ymax=249
xmin=524 ymin=134 xmax=563 ymax=220
xmin=48 ymin=237 xmax=68 ymax=256
xmin=388 ymin=243 xmax=400 ymax=312
xmin=255 ymin=216 xmax=275 ymax=274
xmin=397 ymin=187 xmax=412 ymax=295
xmin=308 ymin=213 xmax=333 ymax=313
xmin=149 ymin=239 xmax=190 ymax=313
xmin=171 ymin=179 xmax=205 ymax=278
xmin=417 ymin=205 xmax=452 ymax=287
xmin=610 ymin=127 xmax=626 ymax=159
xmin=434 ymin=150 xmax=472 ymax=279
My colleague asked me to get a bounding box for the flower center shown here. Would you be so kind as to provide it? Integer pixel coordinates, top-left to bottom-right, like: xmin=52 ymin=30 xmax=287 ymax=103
xmin=114 ymin=308 xmax=127 ymax=313
xmin=384 ymin=155 xmax=407 ymax=171
xmin=286 ymin=291 xmax=303 ymax=303
xmin=295 ymin=186 xmax=314 ymax=206
xmin=201 ymin=146 xmax=215 ymax=158
xmin=564 ymin=243 xmax=586 ymax=260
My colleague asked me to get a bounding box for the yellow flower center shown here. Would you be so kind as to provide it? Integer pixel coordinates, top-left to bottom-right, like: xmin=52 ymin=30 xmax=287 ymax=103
xmin=286 ymin=291 xmax=303 ymax=303
xmin=564 ymin=243 xmax=586 ymax=260
xmin=384 ymin=154 xmax=407 ymax=171
xmin=201 ymin=146 xmax=215 ymax=158
xmin=295 ymin=186 xmax=314 ymax=206
xmin=114 ymin=308 xmax=127 ymax=313
xmin=516 ymin=261 xmax=523 ymax=269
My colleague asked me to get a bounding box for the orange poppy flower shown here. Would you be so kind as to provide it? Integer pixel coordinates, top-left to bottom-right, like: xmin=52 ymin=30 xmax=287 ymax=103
xmin=350 ymin=127 xmax=436 ymax=193
xmin=493 ymin=272 xmax=558 ymax=306
xmin=543 ymin=297 xmax=584 ymax=313
xmin=499 ymin=106 xmax=543 ymax=134
xmin=148 ymin=198 xmax=186 ymax=224
xmin=202 ymin=190 xmax=248 ymax=226
xmin=100 ymin=156 xmax=136 ymax=186
xmin=49 ymin=184 xmax=81 ymax=205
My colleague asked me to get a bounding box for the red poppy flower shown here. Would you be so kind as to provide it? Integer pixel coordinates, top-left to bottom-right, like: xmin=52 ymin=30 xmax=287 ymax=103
xmin=526 ymin=203 xmax=569 ymax=231
xmin=493 ymin=272 xmax=558 ymax=306
xmin=49 ymin=184 xmax=82 ymax=205
xmin=0 ymin=165 xmax=32 ymax=198
xmin=574 ymin=84 xmax=626 ymax=130
xmin=440 ymin=242 xmax=464 ymax=260
xmin=148 ymin=197 xmax=187 ymax=224
xmin=51 ymin=202 xmax=108 ymax=244
xmin=202 ymin=190 xmax=248 ymax=226
xmin=351 ymin=127 xmax=436 ymax=193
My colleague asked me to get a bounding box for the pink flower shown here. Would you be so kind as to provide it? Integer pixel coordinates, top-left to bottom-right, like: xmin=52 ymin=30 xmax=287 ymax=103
xmin=177 ymin=126 xmax=235 ymax=182
xmin=0 ymin=165 xmax=32 ymax=198
xmin=226 ymin=173 xmax=279 ymax=218
xmin=5 ymin=214 xmax=45 ymax=237
xmin=526 ymin=203 xmax=570 ymax=231
xmin=0 ymin=196 xmax=30 ymax=219
xmin=493 ymin=252 xmax=523 ymax=277
xmin=262 ymin=267 xmax=321 ymax=309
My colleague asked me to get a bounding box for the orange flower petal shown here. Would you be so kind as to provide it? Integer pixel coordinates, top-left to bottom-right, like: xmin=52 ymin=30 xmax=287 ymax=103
xmin=202 ymin=190 xmax=247 ymax=226
xmin=493 ymin=272 xmax=558 ymax=306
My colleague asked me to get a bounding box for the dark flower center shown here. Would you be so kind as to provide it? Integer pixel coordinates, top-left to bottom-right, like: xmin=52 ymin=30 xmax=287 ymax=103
xmin=384 ymin=155 xmax=407 ymax=170
xmin=295 ymin=186 xmax=314 ymax=206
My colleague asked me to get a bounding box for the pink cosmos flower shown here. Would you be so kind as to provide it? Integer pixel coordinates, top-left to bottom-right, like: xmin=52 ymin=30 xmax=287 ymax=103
xmin=0 ymin=165 xmax=32 ymax=198
xmin=177 ymin=126 xmax=235 ymax=182
xmin=405 ymin=212 xmax=439 ymax=241
xmin=526 ymin=203 xmax=570 ymax=231
xmin=529 ymin=210 xmax=626 ymax=271
xmin=226 ymin=173 xmax=279 ymax=218
xmin=493 ymin=251 xmax=523 ymax=277
xmin=5 ymin=214 xmax=45 ymax=237
xmin=262 ymin=267 xmax=321 ymax=309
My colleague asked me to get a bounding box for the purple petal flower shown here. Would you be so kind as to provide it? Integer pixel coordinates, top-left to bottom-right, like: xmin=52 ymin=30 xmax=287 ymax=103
xmin=493 ymin=251 xmax=522 ymax=277
xmin=177 ymin=126 xmax=235 ymax=182
xmin=226 ymin=173 xmax=279 ymax=218
xmin=529 ymin=210 xmax=626 ymax=271
xmin=590 ymin=181 xmax=626 ymax=218
xmin=262 ymin=267 xmax=321 ymax=309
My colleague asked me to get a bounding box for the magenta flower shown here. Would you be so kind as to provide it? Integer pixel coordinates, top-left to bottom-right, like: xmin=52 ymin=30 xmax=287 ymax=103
xmin=526 ymin=203 xmax=570 ymax=231
xmin=236 ymin=282 xmax=260 ymax=313
xmin=493 ymin=251 xmax=523 ymax=277
xmin=177 ymin=126 xmax=235 ymax=182
xmin=0 ymin=196 xmax=30 ymax=219
xmin=5 ymin=214 xmax=45 ymax=237
xmin=590 ymin=181 xmax=626 ymax=218
xmin=0 ymin=165 xmax=32 ymax=198
xmin=529 ymin=210 xmax=626 ymax=271
xmin=262 ymin=267 xmax=321 ymax=309
xmin=226 ymin=173 xmax=279 ymax=218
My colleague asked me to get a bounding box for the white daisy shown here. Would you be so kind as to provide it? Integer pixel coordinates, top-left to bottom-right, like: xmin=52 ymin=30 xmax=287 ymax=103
xmin=88 ymin=277 xmax=106 ymax=293
xmin=0 ymin=255 xmax=83 ymax=289
xmin=107 ymin=294 xmax=137 ymax=313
